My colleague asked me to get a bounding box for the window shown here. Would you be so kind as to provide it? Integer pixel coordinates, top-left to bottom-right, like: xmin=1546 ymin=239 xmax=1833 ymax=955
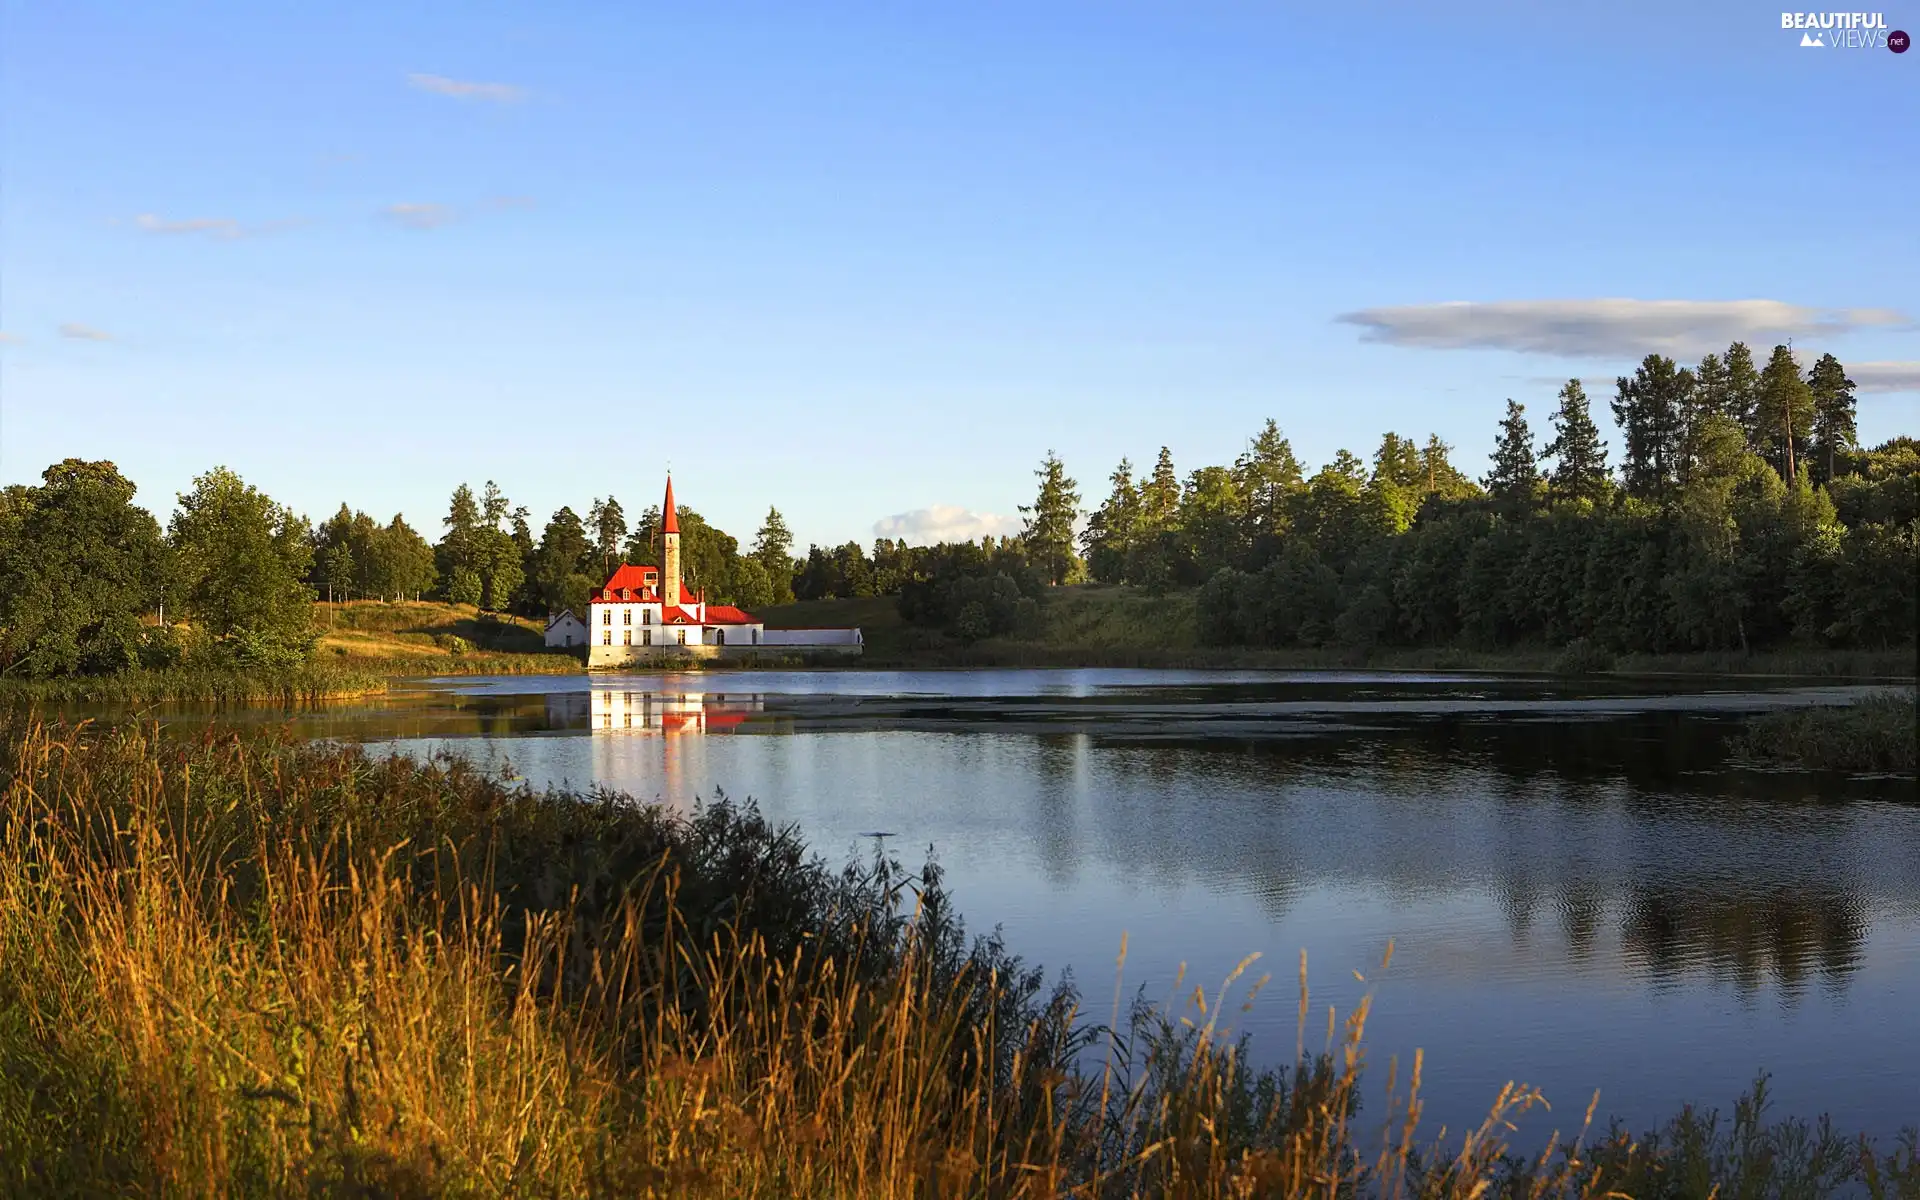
xmin=713 ymin=628 xmax=726 ymax=646
xmin=675 ymin=629 xmax=687 ymax=646
xmin=622 ymin=630 xmax=631 ymax=645
xmin=642 ymin=630 xmax=652 ymax=646
xmin=603 ymin=609 xmax=611 ymax=625
xmin=643 ymin=608 xmax=654 ymax=625
xmin=603 ymin=631 xmax=611 ymax=645
xmin=623 ymin=608 xmax=632 ymax=625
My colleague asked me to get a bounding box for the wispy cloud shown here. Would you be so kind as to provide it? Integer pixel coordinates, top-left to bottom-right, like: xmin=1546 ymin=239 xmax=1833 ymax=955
xmin=1337 ymin=299 xmax=1913 ymax=360
xmin=0 ymin=331 xmax=22 ymax=344
xmin=59 ymin=323 xmax=112 ymax=341
xmin=135 ymin=213 xmax=247 ymax=239
xmin=407 ymin=73 xmax=528 ymax=103
xmin=379 ymin=198 xmax=534 ymax=231
xmin=873 ymin=505 xmax=1023 ymax=546
xmin=128 ymin=213 xmax=305 ymax=240
xmin=382 ymin=202 xmax=460 ymax=231
xmin=1850 ymin=361 xmax=1920 ymax=394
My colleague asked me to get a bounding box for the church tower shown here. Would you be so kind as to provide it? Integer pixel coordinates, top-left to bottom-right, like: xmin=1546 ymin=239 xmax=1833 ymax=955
xmin=661 ymin=474 xmax=682 ymax=608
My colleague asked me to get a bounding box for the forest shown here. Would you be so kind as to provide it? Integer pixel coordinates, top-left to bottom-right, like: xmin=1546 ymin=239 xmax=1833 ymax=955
xmin=0 ymin=340 xmax=1912 ymax=678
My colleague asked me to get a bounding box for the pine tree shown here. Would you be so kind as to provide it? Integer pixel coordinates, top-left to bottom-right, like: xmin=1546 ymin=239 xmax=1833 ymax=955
xmin=1232 ymin=420 xmax=1304 ymax=554
xmin=1140 ymin=447 xmax=1180 ymax=533
xmin=1721 ymin=342 xmax=1763 ymax=450
xmin=1371 ymin=433 xmax=1423 ymax=490
xmin=1020 ymin=451 xmax=1081 ymax=585
xmin=1082 ymin=458 xmax=1141 ymax=584
xmin=1612 ymin=355 xmax=1692 ymax=503
xmin=1418 ymin=435 xmax=1479 ymax=501
xmin=1483 ymin=399 xmax=1541 ymax=509
xmin=751 ymin=507 xmax=796 ymax=603
xmin=481 ymin=481 xmax=510 ymax=529
xmin=1806 ymin=353 xmax=1858 ymax=483
xmin=440 ymin=484 xmax=481 ymax=581
xmin=588 ymin=496 xmax=628 ymax=577
xmin=1755 ymin=344 xmax=1815 ymax=482
xmin=1543 ymin=379 xmax=1610 ymax=506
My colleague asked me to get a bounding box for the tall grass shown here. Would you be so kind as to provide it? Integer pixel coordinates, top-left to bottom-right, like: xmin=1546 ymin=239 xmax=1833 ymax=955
xmin=1732 ymin=691 xmax=1919 ymax=772
xmin=0 ymin=717 xmax=1913 ymax=1196
xmin=0 ymin=663 xmax=390 ymax=706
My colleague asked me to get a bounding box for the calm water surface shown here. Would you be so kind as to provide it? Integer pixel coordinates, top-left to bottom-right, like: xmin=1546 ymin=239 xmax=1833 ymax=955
xmin=169 ymin=670 xmax=1920 ymax=1143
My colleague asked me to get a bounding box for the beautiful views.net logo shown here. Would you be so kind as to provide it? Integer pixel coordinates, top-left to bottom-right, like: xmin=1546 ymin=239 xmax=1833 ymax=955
xmin=1780 ymin=11 xmax=1909 ymax=50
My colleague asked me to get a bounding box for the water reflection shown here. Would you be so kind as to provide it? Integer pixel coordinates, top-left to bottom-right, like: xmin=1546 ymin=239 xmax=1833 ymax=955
xmin=73 ymin=670 xmax=1917 ymax=1141
xmin=569 ymin=688 xmax=767 ymax=735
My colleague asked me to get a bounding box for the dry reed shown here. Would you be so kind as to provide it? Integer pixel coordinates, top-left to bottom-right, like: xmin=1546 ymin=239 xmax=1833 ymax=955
xmin=0 ymin=717 xmax=1912 ymax=1197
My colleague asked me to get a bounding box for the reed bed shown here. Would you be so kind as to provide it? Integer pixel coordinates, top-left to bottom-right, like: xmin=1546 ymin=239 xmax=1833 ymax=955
xmin=0 ymin=718 xmax=1913 ymax=1197
xmin=1731 ymin=691 xmax=1919 ymax=772
xmin=0 ymin=664 xmax=391 ymax=707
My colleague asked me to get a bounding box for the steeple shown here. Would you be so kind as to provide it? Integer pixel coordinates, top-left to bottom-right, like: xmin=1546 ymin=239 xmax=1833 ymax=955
xmin=661 ymin=473 xmax=682 ymax=607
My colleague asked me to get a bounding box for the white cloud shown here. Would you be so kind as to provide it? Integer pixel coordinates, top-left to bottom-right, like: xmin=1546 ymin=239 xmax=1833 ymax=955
xmin=134 ymin=213 xmax=243 ymax=239
xmin=407 ymin=73 xmax=528 ymax=103
xmin=1850 ymin=361 xmax=1920 ymax=394
xmin=129 ymin=213 xmax=304 ymax=240
xmin=872 ymin=505 xmax=1023 ymax=546
xmin=1337 ymin=299 xmax=1912 ymax=360
xmin=382 ymin=202 xmax=459 ymax=230
xmin=0 ymin=331 xmax=21 ymax=344
xmin=59 ymin=323 xmax=112 ymax=341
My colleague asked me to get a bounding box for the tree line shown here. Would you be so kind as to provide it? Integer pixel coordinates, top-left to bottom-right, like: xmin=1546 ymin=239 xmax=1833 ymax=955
xmin=0 ymin=463 xmax=813 ymax=677
xmin=776 ymin=343 xmax=1911 ymax=654
xmin=0 ymin=340 xmax=1910 ymax=675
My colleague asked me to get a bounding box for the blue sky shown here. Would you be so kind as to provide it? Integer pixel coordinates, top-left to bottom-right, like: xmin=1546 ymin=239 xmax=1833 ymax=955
xmin=1 ymin=1 xmax=1915 ymax=550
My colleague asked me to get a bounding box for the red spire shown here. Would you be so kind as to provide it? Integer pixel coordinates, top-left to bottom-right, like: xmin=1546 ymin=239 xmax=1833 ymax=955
xmin=661 ymin=475 xmax=680 ymax=534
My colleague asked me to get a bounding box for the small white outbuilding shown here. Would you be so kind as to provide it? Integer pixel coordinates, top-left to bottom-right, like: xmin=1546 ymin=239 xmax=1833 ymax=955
xmin=544 ymin=608 xmax=588 ymax=649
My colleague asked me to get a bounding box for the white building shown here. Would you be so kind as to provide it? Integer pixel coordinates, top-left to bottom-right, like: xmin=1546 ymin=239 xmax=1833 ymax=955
xmin=585 ymin=475 xmax=862 ymax=668
xmin=544 ymin=608 xmax=588 ymax=649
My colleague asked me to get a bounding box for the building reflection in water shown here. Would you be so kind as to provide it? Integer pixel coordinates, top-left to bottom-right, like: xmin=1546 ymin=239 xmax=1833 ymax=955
xmin=543 ymin=688 xmax=768 ymax=735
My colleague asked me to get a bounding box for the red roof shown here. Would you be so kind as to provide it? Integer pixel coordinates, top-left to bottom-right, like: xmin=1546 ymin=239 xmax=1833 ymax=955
xmin=661 ymin=476 xmax=680 ymax=534
xmin=704 ymin=605 xmax=759 ymax=625
xmin=661 ymin=609 xmax=700 ymax=625
xmin=592 ymin=564 xmax=664 ymax=602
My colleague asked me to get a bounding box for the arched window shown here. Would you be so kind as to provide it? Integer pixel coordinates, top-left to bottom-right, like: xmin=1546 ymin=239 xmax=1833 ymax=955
xmin=713 ymin=628 xmax=726 ymax=646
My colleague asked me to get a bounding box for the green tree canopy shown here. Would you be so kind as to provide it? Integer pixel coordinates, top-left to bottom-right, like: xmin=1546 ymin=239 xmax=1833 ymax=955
xmin=169 ymin=466 xmax=316 ymax=665
xmin=0 ymin=459 xmax=171 ymax=676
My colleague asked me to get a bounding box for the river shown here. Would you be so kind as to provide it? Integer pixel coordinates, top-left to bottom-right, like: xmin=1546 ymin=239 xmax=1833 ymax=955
xmin=147 ymin=669 xmax=1920 ymax=1146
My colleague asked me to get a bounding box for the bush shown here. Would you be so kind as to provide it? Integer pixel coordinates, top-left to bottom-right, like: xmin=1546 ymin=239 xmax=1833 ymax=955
xmin=1552 ymin=637 xmax=1616 ymax=675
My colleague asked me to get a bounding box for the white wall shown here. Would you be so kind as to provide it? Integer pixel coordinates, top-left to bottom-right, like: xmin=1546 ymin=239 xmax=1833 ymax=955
xmin=760 ymin=627 xmax=863 ymax=646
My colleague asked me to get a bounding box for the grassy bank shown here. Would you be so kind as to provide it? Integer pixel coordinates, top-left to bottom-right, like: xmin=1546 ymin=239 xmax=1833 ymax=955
xmin=759 ymin=588 xmax=1918 ymax=678
xmin=0 ymin=664 xmax=391 ymax=706
xmin=314 ymin=599 xmax=581 ymax=674
xmin=1732 ymin=691 xmax=1919 ymax=772
xmin=1 ymin=717 xmax=1914 ymax=1196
